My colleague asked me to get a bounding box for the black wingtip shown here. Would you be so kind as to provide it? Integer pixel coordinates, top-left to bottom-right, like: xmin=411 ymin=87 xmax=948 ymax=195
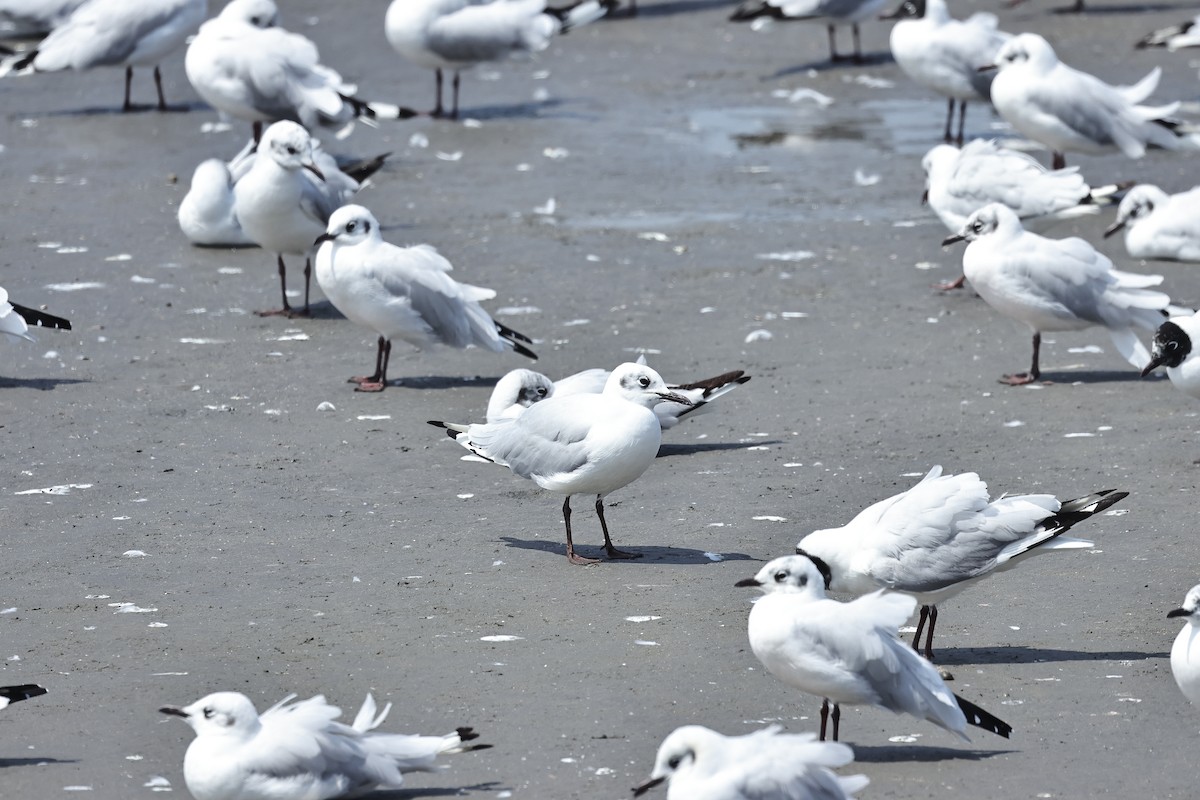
xmin=955 ymin=695 xmax=1012 ymax=738
xmin=428 ymin=420 xmax=448 ymax=429
xmin=0 ymin=684 xmax=47 ymax=704
xmin=11 ymin=303 xmax=71 ymax=331
xmin=1047 ymin=489 xmax=1129 ymax=533
xmin=494 ymin=321 xmax=537 ymax=360
xmin=340 ymin=152 xmax=392 ymax=183
xmin=456 ymin=726 xmax=479 ymax=741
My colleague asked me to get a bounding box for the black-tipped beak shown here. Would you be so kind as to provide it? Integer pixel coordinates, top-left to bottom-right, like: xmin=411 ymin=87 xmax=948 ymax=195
xmin=303 ymin=162 xmax=325 ymax=181
xmin=942 ymin=233 xmax=967 ymax=246
xmin=314 ymin=231 xmax=336 ymax=248
xmin=734 ymin=577 xmax=762 ymax=588
xmin=977 ymin=63 xmax=997 ymax=72
xmin=1168 ymin=607 xmax=1191 ymax=618
xmin=1103 ymin=220 xmax=1126 ymax=239
xmin=657 ymin=391 xmax=693 ymax=406
xmin=1141 ymin=351 xmax=1168 ymax=377
xmin=632 ymin=776 xmax=666 ymax=796
xmin=159 ymin=705 xmax=189 ymax=718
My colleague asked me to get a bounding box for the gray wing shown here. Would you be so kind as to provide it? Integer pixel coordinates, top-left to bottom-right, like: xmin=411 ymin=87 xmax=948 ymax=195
xmin=465 ymin=397 xmax=604 ymax=480
xmin=36 ymin=0 xmax=191 ymax=69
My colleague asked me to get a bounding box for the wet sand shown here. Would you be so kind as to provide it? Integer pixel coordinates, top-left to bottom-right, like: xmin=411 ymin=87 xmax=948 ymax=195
xmin=3 ymin=0 xmax=1200 ymax=797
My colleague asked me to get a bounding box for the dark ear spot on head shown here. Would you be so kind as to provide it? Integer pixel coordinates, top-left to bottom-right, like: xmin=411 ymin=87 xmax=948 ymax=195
xmin=795 ymin=548 xmax=833 ymax=590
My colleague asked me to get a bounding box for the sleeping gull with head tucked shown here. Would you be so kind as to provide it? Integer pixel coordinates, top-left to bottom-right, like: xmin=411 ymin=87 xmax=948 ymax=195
xmin=313 ymin=204 xmax=537 ymax=392
xmin=187 ymin=0 xmax=416 ymax=140
xmin=485 ymin=362 xmax=749 ymax=428
xmin=430 ymin=362 xmax=691 ymax=564
xmin=633 ymin=724 xmax=868 ymax=800
xmin=160 ymin=691 xmax=489 ymax=800
xmin=797 ymin=466 xmax=1126 ymax=659
xmin=737 ymin=554 xmax=1013 ymax=742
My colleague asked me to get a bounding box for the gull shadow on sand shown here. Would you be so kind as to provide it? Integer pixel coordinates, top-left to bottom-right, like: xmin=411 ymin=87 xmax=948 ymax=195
xmin=390 ymin=374 xmax=507 ymax=390
xmin=42 ymin=101 xmax=207 ymax=117
xmin=1017 ymin=369 xmax=1145 ymax=385
xmin=852 ymin=744 xmax=1015 ymax=763
xmin=767 ymin=51 xmax=894 ymax=80
xmin=372 ymin=783 xmax=506 ymax=799
xmin=500 ymin=536 xmax=755 ymax=565
xmin=1048 ymin=2 xmax=1191 ymax=14
xmin=614 ymin=0 xmax=740 ymax=18
xmin=455 ymin=97 xmax=597 ymax=123
xmin=936 ymin=645 xmax=1168 ymax=666
xmin=0 ymin=757 xmax=77 ymax=768
xmin=0 ymin=376 xmax=89 ymax=391
xmin=658 ymin=440 xmax=783 ymax=457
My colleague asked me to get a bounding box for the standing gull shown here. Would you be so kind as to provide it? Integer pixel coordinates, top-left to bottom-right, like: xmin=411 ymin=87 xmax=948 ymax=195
xmin=884 ymin=0 xmax=1010 ymax=145
xmin=737 ymin=554 xmax=1013 ymax=741
xmin=234 ymin=121 xmax=361 ymax=317
xmin=730 ymin=0 xmax=888 ymax=64
xmin=984 ymin=32 xmax=1196 ymax=169
xmin=485 ymin=362 xmax=749 ymax=427
xmin=187 ymin=0 xmax=415 ymax=140
xmin=314 ymin=205 xmax=537 ymax=392
xmin=797 ymin=466 xmax=1126 ymax=659
xmin=943 ymin=203 xmax=1182 ymax=385
xmin=1104 ymin=185 xmax=1200 ymax=263
xmin=632 ymin=725 xmax=868 ymax=800
xmin=429 ymin=362 xmax=691 ymax=565
xmin=0 ymin=0 xmax=207 ymax=111
xmin=1168 ymin=585 xmax=1200 ymax=707
xmin=385 ymin=0 xmax=607 ymax=119
xmin=160 ymin=691 xmax=490 ymax=800
xmin=179 ymin=139 xmax=389 ymax=248
xmin=1141 ymin=314 xmax=1200 ymax=400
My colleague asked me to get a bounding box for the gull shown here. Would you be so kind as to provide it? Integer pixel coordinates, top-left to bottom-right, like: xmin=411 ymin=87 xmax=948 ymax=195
xmin=984 ymin=32 xmax=1197 ymax=169
xmin=429 ymin=362 xmax=691 ymax=565
xmin=0 ymin=0 xmax=85 ymax=37
xmin=1141 ymin=313 xmax=1200 ymax=399
xmin=0 ymin=0 xmax=207 ymax=111
xmin=485 ymin=362 xmax=750 ymax=427
xmin=1 ymin=285 xmax=72 ymax=342
xmin=187 ymin=0 xmax=416 ymax=140
xmin=234 ymin=120 xmax=367 ymax=317
xmin=923 ymin=140 xmax=1119 ymax=235
xmin=1137 ymin=14 xmax=1200 ymax=51
xmin=0 ymin=684 xmax=47 ymax=710
xmin=632 ymin=725 xmax=869 ymax=800
xmin=1104 ymin=184 xmax=1200 ymax=263
xmin=736 ymin=554 xmax=1013 ymax=742
xmin=730 ymin=0 xmax=889 ymax=64
xmin=160 ymin=691 xmax=490 ymax=800
xmin=1168 ymin=585 xmax=1200 ymax=707
xmin=385 ymin=0 xmax=607 ymax=119
xmin=943 ymin=203 xmax=1182 ymax=385
xmin=883 ymin=0 xmax=1011 ymax=145
xmin=179 ymin=139 xmax=389 ymax=248
xmin=797 ymin=466 xmax=1127 ymax=659
xmin=313 ymin=205 xmax=537 ymax=392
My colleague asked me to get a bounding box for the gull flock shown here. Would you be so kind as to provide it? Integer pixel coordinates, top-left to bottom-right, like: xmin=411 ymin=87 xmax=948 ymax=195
xmin=4 ymin=0 xmax=1200 ymax=797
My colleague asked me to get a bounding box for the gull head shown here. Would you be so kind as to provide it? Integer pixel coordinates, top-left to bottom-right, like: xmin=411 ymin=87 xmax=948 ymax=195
xmin=920 ymin=143 xmax=959 ymax=203
xmin=1106 ymin=185 xmax=1167 ymax=238
xmin=1168 ymin=584 xmax=1200 ymax=622
xmin=315 ymin=204 xmax=382 ymax=248
xmin=879 ymin=0 xmax=924 ymax=21
xmin=990 ymin=33 xmax=1057 ymax=73
xmin=604 ymin=363 xmax=693 ymax=410
xmin=487 ymin=369 xmax=555 ymax=421
xmin=943 ymin=203 xmax=1019 ymax=246
xmin=159 ymin=692 xmax=263 ymax=741
xmin=735 ymin=553 xmax=832 ymax=596
xmin=633 ymin=725 xmax=724 ymax=796
xmin=261 ymin=121 xmax=324 ymax=179
xmin=218 ymin=0 xmax=280 ymax=28
xmin=1142 ymin=318 xmax=1194 ymax=377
